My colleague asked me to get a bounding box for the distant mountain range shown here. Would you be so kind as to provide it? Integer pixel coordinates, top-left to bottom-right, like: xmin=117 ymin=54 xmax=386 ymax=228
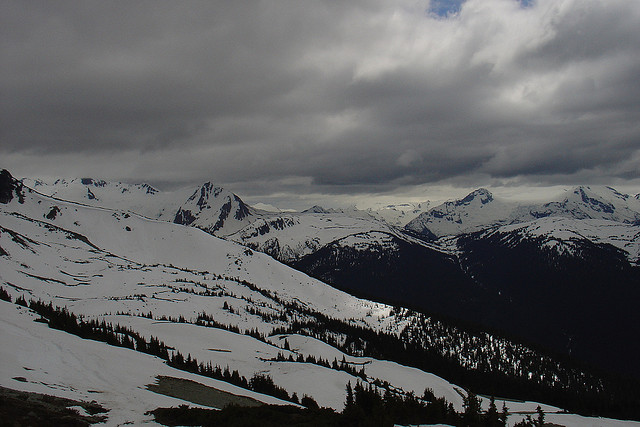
xmin=13 ymin=172 xmax=640 ymax=380
xmin=406 ymin=186 xmax=640 ymax=238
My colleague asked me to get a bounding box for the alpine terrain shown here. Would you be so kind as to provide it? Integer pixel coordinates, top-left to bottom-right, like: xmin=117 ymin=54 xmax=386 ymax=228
xmin=1 ymin=169 xmax=639 ymax=426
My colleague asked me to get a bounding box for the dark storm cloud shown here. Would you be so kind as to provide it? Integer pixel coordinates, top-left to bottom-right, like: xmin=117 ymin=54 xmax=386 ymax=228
xmin=2 ymin=0 xmax=640 ymax=196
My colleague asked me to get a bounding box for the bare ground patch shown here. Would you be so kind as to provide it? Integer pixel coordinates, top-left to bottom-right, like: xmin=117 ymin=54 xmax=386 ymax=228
xmin=146 ymin=375 xmax=263 ymax=409
xmin=0 ymin=385 xmax=108 ymax=426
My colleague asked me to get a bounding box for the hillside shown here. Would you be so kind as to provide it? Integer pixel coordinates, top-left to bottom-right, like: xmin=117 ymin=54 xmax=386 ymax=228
xmin=2 ymin=169 xmax=640 ymax=425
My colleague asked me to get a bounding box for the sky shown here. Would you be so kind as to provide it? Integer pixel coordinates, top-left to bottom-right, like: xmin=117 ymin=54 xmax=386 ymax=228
xmin=2 ymin=0 xmax=640 ymax=210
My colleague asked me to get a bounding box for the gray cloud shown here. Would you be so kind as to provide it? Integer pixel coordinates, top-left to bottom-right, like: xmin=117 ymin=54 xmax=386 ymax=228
xmin=2 ymin=0 xmax=640 ymax=201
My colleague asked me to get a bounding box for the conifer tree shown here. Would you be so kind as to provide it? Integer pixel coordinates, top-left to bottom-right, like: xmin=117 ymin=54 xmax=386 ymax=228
xmin=500 ymin=402 xmax=509 ymax=426
xmin=485 ymin=396 xmax=500 ymax=426
xmin=536 ymin=405 xmax=545 ymax=426
xmin=463 ymin=391 xmax=481 ymax=426
xmin=345 ymin=381 xmax=354 ymax=409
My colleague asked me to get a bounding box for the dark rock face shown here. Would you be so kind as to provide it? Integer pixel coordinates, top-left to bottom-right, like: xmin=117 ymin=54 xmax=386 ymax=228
xmin=174 ymin=208 xmax=197 ymax=226
xmin=576 ymin=187 xmax=615 ymax=214
xmin=141 ymin=183 xmax=158 ymax=195
xmin=81 ymin=178 xmax=107 ymax=187
xmin=233 ymin=195 xmax=250 ymax=220
xmin=46 ymin=206 xmax=61 ymax=220
xmin=0 ymin=169 xmax=24 ymax=204
xmin=211 ymin=201 xmax=232 ymax=232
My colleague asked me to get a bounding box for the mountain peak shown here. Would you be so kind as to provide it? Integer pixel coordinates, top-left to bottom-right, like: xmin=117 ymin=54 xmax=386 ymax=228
xmin=303 ymin=205 xmax=332 ymax=214
xmin=455 ymin=188 xmax=494 ymax=206
xmin=565 ymin=186 xmax=616 ymax=215
xmin=139 ymin=183 xmax=159 ymax=195
xmin=174 ymin=182 xmax=253 ymax=235
xmin=302 ymin=205 xmax=328 ymax=213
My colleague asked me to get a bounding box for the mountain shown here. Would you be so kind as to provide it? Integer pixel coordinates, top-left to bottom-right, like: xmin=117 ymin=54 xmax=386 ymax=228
xmin=453 ymin=217 xmax=640 ymax=377
xmin=226 ymin=209 xmax=401 ymax=263
xmin=301 ymin=205 xmax=338 ymax=214
xmin=289 ymin=214 xmax=640 ymax=378
xmin=241 ymin=187 xmax=640 ymax=381
xmin=173 ymin=182 xmax=255 ymax=236
xmin=405 ymin=188 xmax=514 ymax=238
xmin=366 ymin=201 xmax=430 ymax=227
xmin=24 ymin=176 xmax=161 ymax=200
xmin=21 ymin=176 xmax=258 ymax=237
xmin=21 ymin=175 xmax=194 ymax=224
xmin=289 ymin=231 xmax=508 ymax=325
xmin=405 ymin=186 xmax=640 ymax=239
xmin=531 ymin=186 xmax=640 ymax=224
xmin=3 ymin=169 xmax=639 ymax=424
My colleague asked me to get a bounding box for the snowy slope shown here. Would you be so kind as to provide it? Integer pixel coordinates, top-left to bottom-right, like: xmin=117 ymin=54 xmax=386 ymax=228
xmin=2 ymin=170 xmax=639 ymax=425
xmin=469 ymin=216 xmax=640 ymax=263
xmin=22 ymin=176 xmax=190 ymax=220
xmin=406 ymin=186 xmax=640 ymax=238
xmin=0 ymin=301 xmax=292 ymax=426
xmin=0 ymin=184 xmax=393 ymax=326
xmin=405 ymin=188 xmax=516 ymax=238
xmin=20 ymin=174 xmax=430 ymax=259
xmin=530 ymin=186 xmax=640 ymax=223
xmin=1 ymin=173 xmax=481 ymax=423
xmin=6 ymin=301 xmax=630 ymax=427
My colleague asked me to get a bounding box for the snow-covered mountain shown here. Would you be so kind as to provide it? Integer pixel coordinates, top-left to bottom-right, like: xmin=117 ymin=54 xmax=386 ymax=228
xmin=172 ymin=182 xmax=256 ymax=236
xmin=3 ymin=169 xmax=637 ymax=425
xmin=366 ymin=201 xmax=430 ymax=227
xmin=405 ymin=188 xmax=514 ymax=238
xmin=449 ymin=216 xmax=640 ymax=377
xmin=22 ymin=176 xmax=186 ymax=220
xmin=21 ymin=175 xmax=259 ymax=237
xmin=469 ymin=216 xmax=640 ymax=263
xmin=226 ymin=209 xmax=406 ymax=263
xmin=405 ymin=186 xmax=640 ymax=239
xmin=21 ymin=174 xmax=426 ymax=266
xmin=531 ymin=185 xmax=640 ymax=223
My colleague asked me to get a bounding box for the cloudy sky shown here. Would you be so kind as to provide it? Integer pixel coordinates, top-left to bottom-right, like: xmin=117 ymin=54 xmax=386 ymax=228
xmin=2 ymin=0 xmax=640 ymax=209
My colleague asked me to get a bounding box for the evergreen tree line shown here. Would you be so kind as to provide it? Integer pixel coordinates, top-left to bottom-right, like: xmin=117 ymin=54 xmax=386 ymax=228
xmin=174 ymin=270 xmax=640 ymax=422
xmin=272 ymin=311 xmax=640 ymax=420
xmin=266 ymin=351 xmax=367 ymax=380
xmin=150 ymin=381 xmax=517 ymax=427
xmin=342 ymin=381 xmax=519 ymax=427
xmin=166 ymin=273 xmax=639 ymax=421
xmin=10 ymin=293 xmax=313 ymax=407
xmin=6 ymin=283 xmax=640 ymax=420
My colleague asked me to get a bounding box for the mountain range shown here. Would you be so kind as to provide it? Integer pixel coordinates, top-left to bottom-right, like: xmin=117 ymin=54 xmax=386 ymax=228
xmin=406 ymin=186 xmax=640 ymax=238
xmin=2 ymin=169 xmax=640 ymax=425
